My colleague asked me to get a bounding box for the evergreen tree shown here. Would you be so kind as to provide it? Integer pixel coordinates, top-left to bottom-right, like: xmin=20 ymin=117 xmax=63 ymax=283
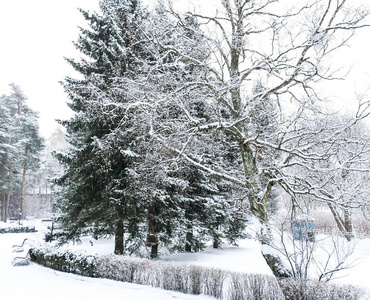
xmin=0 ymin=94 xmax=10 ymax=221
xmin=0 ymin=84 xmax=43 ymax=222
xmin=56 ymin=0 xmax=149 ymax=254
xmin=57 ymin=0 xmax=248 ymax=258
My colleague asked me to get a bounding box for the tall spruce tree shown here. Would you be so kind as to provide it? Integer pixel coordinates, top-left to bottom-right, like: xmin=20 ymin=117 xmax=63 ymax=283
xmin=56 ymin=0 xmax=148 ymax=254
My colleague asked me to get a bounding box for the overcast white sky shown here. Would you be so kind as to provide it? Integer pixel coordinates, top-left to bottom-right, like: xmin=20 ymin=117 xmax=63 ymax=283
xmin=0 ymin=0 xmax=370 ymax=138
xmin=0 ymin=0 xmax=100 ymax=137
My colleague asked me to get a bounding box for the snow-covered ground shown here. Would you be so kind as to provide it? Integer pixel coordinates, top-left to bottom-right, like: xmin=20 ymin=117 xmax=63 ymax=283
xmin=1 ymin=220 xmax=369 ymax=299
xmin=0 ymin=223 xmax=212 ymax=300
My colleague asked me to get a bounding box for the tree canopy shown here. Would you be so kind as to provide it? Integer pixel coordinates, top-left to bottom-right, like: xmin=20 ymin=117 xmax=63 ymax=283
xmin=56 ymin=0 xmax=370 ymax=277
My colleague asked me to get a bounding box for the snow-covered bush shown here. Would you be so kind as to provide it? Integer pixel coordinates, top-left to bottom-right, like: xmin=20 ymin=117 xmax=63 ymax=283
xmin=96 ymin=255 xmax=224 ymax=296
xmin=29 ymin=246 xmax=284 ymax=299
xmin=29 ymin=248 xmax=97 ymax=277
xmin=278 ymin=278 xmax=365 ymax=300
xmin=226 ymin=272 xmax=284 ymax=300
xmin=0 ymin=226 xmax=36 ymax=234
xmin=96 ymin=254 xmax=284 ymax=299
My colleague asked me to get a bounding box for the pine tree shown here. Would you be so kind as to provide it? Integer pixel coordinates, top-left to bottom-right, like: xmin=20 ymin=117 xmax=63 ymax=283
xmin=0 ymin=84 xmax=43 ymax=222
xmin=0 ymin=94 xmax=10 ymax=221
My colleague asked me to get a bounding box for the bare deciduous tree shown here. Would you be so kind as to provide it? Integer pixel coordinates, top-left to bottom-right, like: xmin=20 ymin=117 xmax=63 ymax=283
xmin=145 ymin=0 xmax=370 ymax=276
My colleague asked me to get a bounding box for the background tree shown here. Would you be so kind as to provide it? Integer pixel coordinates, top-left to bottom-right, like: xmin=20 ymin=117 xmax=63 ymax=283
xmin=305 ymin=115 xmax=370 ymax=240
xmin=33 ymin=127 xmax=68 ymax=196
xmin=0 ymin=84 xmax=43 ymax=222
xmin=0 ymin=93 xmax=11 ymax=221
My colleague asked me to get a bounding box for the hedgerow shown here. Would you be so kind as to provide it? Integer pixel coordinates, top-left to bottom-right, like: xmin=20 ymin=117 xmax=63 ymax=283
xmin=0 ymin=226 xmax=36 ymax=234
xmin=278 ymin=278 xmax=365 ymax=300
xmin=29 ymin=246 xmax=364 ymax=300
xmin=29 ymin=247 xmax=284 ymax=299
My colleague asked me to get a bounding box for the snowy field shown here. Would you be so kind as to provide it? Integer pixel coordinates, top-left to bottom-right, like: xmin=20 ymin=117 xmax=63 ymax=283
xmin=1 ymin=220 xmax=370 ymax=299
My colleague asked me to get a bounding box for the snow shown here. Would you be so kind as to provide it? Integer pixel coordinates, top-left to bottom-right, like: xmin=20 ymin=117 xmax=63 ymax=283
xmin=162 ymin=239 xmax=273 ymax=275
xmin=0 ymin=231 xmax=212 ymax=300
xmin=0 ymin=220 xmax=369 ymax=299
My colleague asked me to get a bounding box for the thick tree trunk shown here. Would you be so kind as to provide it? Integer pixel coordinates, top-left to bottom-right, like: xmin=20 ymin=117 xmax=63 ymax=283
xmin=114 ymin=219 xmax=125 ymax=255
xmin=239 ymin=145 xmax=290 ymax=277
xmin=239 ymin=143 xmax=269 ymax=223
xmin=238 ymin=135 xmax=291 ymax=277
xmin=146 ymin=233 xmax=158 ymax=258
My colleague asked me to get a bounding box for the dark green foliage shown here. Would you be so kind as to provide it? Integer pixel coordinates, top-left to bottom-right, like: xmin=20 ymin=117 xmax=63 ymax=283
xmin=0 ymin=226 xmax=36 ymax=234
xmin=56 ymin=0 xmax=149 ymax=253
xmin=29 ymin=248 xmax=97 ymax=277
xmin=56 ymin=0 xmax=248 ymax=258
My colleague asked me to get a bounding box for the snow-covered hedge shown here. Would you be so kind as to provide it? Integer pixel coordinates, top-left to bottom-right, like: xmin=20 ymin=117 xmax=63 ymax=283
xmin=29 ymin=248 xmax=97 ymax=277
xmin=96 ymin=254 xmax=284 ymax=299
xmin=278 ymin=278 xmax=365 ymax=300
xmin=29 ymin=247 xmax=284 ymax=300
xmin=29 ymin=247 xmax=364 ymax=300
xmin=0 ymin=226 xmax=36 ymax=234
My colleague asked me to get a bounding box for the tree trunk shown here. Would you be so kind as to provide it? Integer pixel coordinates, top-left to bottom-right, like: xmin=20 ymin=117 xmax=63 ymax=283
xmin=114 ymin=219 xmax=125 ymax=255
xmin=4 ymin=192 xmax=10 ymax=222
xmin=344 ymin=208 xmax=353 ymax=239
xmin=4 ymin=165 xmax=13 ymax=222
xmin=1 ymin=194 xmax=4 ymax=222
xmin=20 ymin=167 xmax=27 ymax=223
xmin=213 ymin=237 xmax=220 ymax=249
xmin=184 ymin=205 xmax=193 ymax=252
xmin=146 ymin=205 xmax=159 ymax=259
xmin=238 ymin=138 xmax=291 ymax=277
xmin=114 ymin=205 xmax=125 ymax=255
xmin=185 ymin=225 xmax=193 ymax=252
xmin=239 ymin=143 xmax=269 ymax=223
xmin=327 ymin=203 xmax=353 ymax=241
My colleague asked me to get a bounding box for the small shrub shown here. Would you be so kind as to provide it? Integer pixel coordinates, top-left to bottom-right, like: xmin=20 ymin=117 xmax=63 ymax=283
xmin=227 ymin=273 xmax=284 ymax=300
xmin=29 ymin=248 xmax=97 ymax=277
xmin=278 ymin=278 xmax=365 ymax=300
